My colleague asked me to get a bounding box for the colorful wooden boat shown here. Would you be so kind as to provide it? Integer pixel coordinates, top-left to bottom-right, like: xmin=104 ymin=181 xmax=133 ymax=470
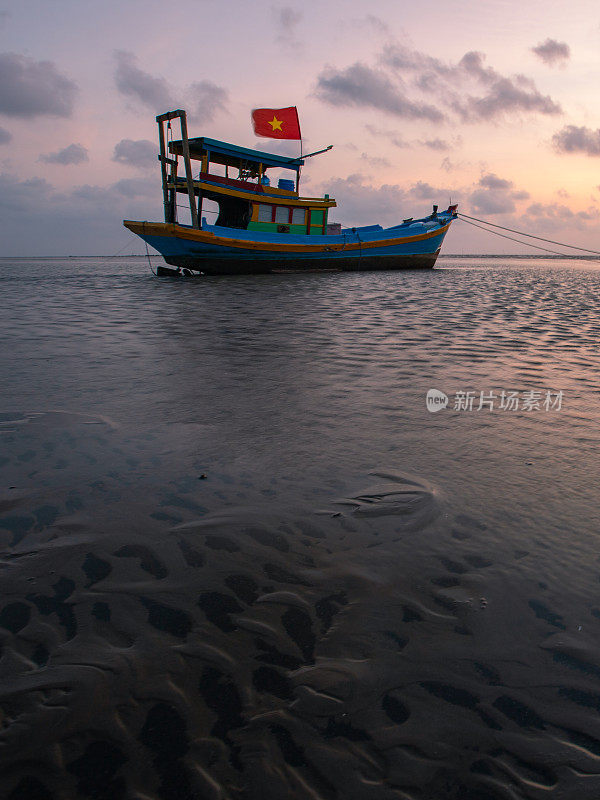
xmin=123 ymin=110 xmax=457 ymax=275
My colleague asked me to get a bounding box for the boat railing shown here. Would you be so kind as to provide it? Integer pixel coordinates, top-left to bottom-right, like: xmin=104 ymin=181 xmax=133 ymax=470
xmin=166 ymin=175 xmax=334 ymax=207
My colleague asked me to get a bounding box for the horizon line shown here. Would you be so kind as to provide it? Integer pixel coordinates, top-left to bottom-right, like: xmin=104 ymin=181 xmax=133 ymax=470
xmin=2 ymin=254 xmax=599 ymax=261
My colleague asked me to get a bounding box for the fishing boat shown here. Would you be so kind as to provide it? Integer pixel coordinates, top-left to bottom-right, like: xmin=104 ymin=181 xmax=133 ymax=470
xmin=123 ymin=109 xmax=457 ymax=275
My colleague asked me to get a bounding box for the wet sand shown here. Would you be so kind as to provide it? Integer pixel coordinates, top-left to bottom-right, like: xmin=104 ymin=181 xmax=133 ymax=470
xmin=1 ymin=257 xmax=600 ymax=798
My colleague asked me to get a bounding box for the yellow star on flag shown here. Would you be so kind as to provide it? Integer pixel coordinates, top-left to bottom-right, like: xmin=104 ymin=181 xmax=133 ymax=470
xmin=268 ymin=115 xmax=283 ymax=131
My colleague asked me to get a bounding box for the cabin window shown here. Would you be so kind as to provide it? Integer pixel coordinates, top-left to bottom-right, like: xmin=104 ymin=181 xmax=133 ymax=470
xmin=275 ymin=206 xmax=289 ymax=224
xmin=291 ymin=208 xmax=305 ymax=225
xmin=258 ymin=204 xmax=272 ymax=222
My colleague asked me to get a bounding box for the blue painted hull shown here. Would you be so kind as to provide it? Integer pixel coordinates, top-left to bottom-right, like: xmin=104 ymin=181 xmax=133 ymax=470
xmin=124 ymin=211 xmax=456 ymax=275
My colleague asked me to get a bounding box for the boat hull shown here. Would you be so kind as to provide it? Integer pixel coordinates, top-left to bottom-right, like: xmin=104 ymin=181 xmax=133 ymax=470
xmin=163 ymin=251 xmax=439 ymax=274
xmin=123 ymin=219 xmax=453 ymax=275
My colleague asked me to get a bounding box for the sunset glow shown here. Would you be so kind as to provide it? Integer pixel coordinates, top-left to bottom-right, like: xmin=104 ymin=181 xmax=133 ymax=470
xmin=1 ymin=0 xmax=599 ymax=255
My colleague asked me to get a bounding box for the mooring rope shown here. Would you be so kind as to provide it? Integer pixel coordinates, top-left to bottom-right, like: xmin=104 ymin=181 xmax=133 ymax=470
xmin=142 ymin=222 xmax=157 ymax=275
xmin=458 ymin=212 xmax=600 ymax=257
xmin=458 ymin=217 xmax=583 ymax=258
xmin=109 ymin=235 xmax=140 ymax=258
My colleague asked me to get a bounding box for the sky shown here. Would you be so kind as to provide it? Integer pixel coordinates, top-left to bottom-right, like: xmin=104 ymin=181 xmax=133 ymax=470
xmin=1 ymin=0 xmax=600 ymax=255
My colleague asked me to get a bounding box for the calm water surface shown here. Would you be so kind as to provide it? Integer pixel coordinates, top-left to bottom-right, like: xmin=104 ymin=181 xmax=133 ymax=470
xmin=1 ymin=255 xmax=599 ymax=799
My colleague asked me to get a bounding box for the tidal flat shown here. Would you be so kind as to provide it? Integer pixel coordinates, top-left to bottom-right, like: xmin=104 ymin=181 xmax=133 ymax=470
xmin=1 ymin=255 xmax=599 ymax=799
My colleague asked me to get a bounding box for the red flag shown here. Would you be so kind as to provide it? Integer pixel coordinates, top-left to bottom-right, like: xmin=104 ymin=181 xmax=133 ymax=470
xmin=251 ymin=107 xmax=301 ymax=140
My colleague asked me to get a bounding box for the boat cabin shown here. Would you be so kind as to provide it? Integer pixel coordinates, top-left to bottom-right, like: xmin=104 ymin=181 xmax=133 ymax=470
xmin=157 ymin=110 xmax=336 ymax=236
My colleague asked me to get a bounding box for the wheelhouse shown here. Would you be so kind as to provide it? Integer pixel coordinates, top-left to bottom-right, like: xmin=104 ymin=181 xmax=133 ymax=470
xmin=157 ymin=110 xmax=336 ymax=236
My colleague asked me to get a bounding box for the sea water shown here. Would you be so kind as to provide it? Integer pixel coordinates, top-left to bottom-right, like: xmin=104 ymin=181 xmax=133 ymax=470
xmin=1 ymin=255 xmax=600 ymax=799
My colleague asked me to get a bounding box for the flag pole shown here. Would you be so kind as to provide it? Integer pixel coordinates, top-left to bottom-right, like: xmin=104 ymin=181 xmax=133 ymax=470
xmin=298 ymin=107 xmax=302 ymax=192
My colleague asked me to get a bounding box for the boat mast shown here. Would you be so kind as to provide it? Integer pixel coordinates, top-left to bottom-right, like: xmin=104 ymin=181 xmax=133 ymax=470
xmin=156 ymin=115 xmax=171 ymax=222
xmin=156 ymin=110 xmax=199 ymax=229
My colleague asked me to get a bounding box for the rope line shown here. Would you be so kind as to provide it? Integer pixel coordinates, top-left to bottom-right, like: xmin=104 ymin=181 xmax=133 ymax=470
xmin=109 ymin=232 xmax=144 ymax=258
xmin=459 ymin=218 xmax=600 ymax=262
xmin=458 ymin=212 xmax=600 ymax=256
xmin=142 ymin=222 xmax=157 ymax=275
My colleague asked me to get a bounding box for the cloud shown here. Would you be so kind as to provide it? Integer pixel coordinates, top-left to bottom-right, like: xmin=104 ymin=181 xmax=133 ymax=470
xmin=408 ymin=181 xmax=449 ymax=200
xmin=0 ymin=170 xmax=162 ymax=255
xmin=421 ymin=138 xmax=450 ymax=151
xmin=0 ymin=174 xmax=53 ymax=213
xmin=0 ymin=126 xmax=10 ymax=144
xmin=552 ymin=125 xmax=600 ymax=156
xmin=363 ymin=15 xmax=390 ymax=35
xmin=113 ymin=138 xmax=156 ymax=169
xmin=531 ymin=39 xmax=570 ymax=66
xmin=253 ymin=138 xmax=299 ymax=157
xmin=186 ymin=80 xmax=228 ymax=124
xmin=469 ymin=189 xmax=516 ymax=214
xmin=478 ymin=173 xmax=512 ymax=190
xmin=323 ymin=174 xmax=407 ymax=226
xmin=273 ymin=6 xmax=302 ymax=46
xmin=457 ymin=73 xmax=560 ymax=121
xmin=468 ymin=173 xmax=529 ymax=214
xmin=527 ymin=202 xmax=573 ymax=218
xmin=323 ymin=173 xmax=452 ymax=227
xmin=0 ymin=52 xmax=77 ymax=118
xmin=64 ymin=176 xmax=157 ymax=202
xmin=578 ymin=208 xmax=600 ymax=220
xmin=114 ymin=50 xmax=172 ymax=110
xmin=381 ymin=43 xmax=561 ymax=122
xmin=523 ymin=201 xmax=599 ymax=231
xmin=381 ymin=43 xmax=452 ymax=80
xmin=112 ymin=177 xmax=157 ymax=198
xmin=440 ymin=154 xmax=480 ymax=173
xmin=364 ymin=124 xmax=409 ymax=148
xmin=274 ymin=6 xmax=302 ymax=30
xmin=114 ymin=51 xmax=227 ymax=123
xmin=314 ymin=62 xmax=445 ymax=121
xmin=365 ymin=125 xmax=456 ymax=152
xmin=360 ymin=152 xmax=391 ymax=167
xmin=39 ymin=143 xmax=88 ymax=165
